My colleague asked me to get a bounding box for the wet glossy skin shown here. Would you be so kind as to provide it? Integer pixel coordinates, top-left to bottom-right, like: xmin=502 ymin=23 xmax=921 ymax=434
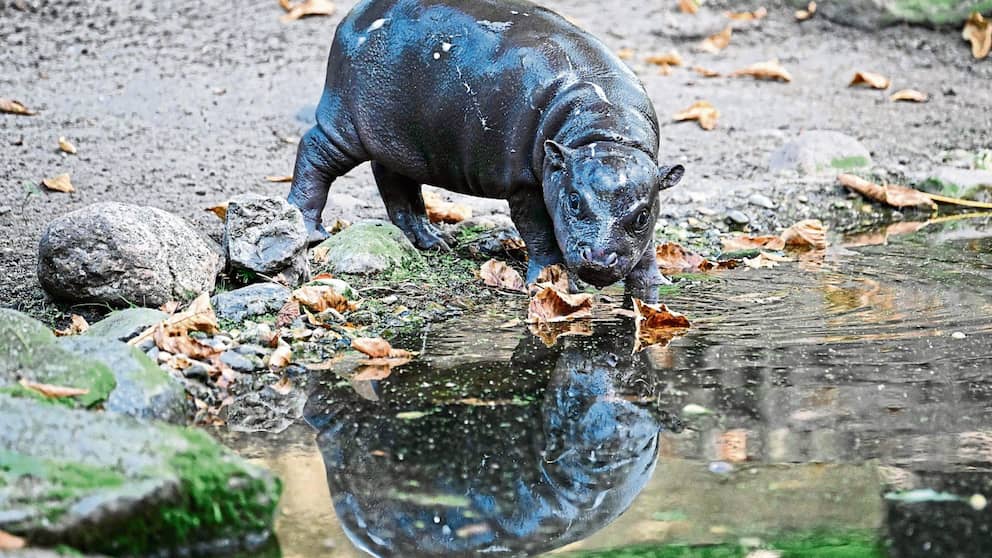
xmin=287 ymin=0 xmax=684 ymax=300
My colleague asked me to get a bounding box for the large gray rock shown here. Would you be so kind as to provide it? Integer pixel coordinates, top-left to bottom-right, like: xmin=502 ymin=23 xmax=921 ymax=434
xmin=84 ymin=307 xmax=167 ymax=342
xmin=769 ymin=131 xmax=872 ymax=176
xmin=212 ymin=283 xmax=292 ymax=323
xmin=0 ymin=395 xmax=281 ymax=555
xmin=314 ymin=220 xmax=421 ymax=275
xmin=58 ymin=337 xmax=187 ymax=423
xmin=224 ymin=194 xmax=309 ymax=286
xmin=38 ymin=202 xmax=221 ymax=307
xmin=789 ymin=0 xmax=992 ymax=28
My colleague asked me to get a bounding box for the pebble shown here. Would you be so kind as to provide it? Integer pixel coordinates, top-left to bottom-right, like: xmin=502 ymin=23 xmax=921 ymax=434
xmin=951 ymin=332 xmax=967 ymax=340
xmin=184 ymin=363 xmax=212 ymax=381
xmin=747 ymin=193 xmax=776 ymax=210
xmin=221 ymin=350 xmax=261 ymax=373
xmin=235 ymin=343 xmax=270 ymax=357
xmin=725 ymin=210 xmax=750 ymax=226
xmin=381 ymin=295 xmax=399 ymax=305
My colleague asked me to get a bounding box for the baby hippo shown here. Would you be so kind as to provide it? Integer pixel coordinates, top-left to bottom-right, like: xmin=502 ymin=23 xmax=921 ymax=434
xmin=288 ymin=0 xmax=684 ymax=301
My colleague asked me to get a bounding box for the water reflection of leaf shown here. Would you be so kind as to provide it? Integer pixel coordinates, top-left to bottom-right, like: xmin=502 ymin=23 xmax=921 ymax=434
xmin=528 ymin=320 xmax=593 ymax=347
xmin=843 ymin=221 xmax=929 ymax=248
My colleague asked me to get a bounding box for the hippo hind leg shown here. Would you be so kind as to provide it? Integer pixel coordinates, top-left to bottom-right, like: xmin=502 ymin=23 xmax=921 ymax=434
xmin=371 ymin=162 xmax=455 ymax=251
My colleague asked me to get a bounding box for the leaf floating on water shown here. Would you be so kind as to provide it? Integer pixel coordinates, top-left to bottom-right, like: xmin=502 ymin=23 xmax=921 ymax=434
xmin=423 ymin=190 xmax=472 ymax=224
xmin=721 ymin=234 xmax=786 ymax=252
xmin=54 ymin=314 xmax=89 ymax=337
xmin=781 ymin=219 xmax=828 ymax=250
xmin=279 ymin=0 xmax=336 ymax=22
xmin=264 ymin=175 xmax=294 ymax=183
xmin=724 ymin=7 xmax=767 ymax=21
xmin=730 ymin=59 xmax=793 ymax=82
xmin=0 ymin=529 xmax=26 ymax=550
xmin=205 ymin=202 xmax=228 ymax=221
xmin=18 ymin=379 xmax=90 ymax=399
xmin=0 ymin=98 xmax=35 ymax=116
xmin=838 ymin=174 xmax=937 ymax=209
xmin=42 ymin=173 xmax=74 ymax=193
xmin=849 ymin=71 xmax=890 ymax=90
xmin=528 ymin=320 xmax=594 ymax=347
xmin=527 ymin=286 xmax=593 ymax=324
xmin=699 ymin=26 xmax=733 ymax=54
xmin=795 ymin=1 xmax=817 ymax=21
xmin=351 ymin=337 xmax=413 ymax=360
xmin=890 ymin=89 xmax=928 ymax=103
xmin=58 ymin=136 xmax=77 ymax=154
xmin=632 ymin=298 xmax=691 ymax=351
xmin=479 ymin=259 xmax=527 ymax=293
xmin=963 ymin=12 xmax=992 ymax=59
xmin=645 ymin=50 xmax=684 ymax=67
xmin=678 ymin=0 xmax=699 ymax=15
xmin=673 ymin=100 xmax=720 ymax=130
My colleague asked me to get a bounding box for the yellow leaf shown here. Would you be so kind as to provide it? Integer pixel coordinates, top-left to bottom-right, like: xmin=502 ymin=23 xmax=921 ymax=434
xmin=479 ymin=259 xmax=526 ymax=293
xmin=58 ymin=136 xmax=77 ymax=154
xmin=205 ymin=202 xmax=228 ymax=221
xmin=730 ymin=59 xmax=792 ymax=82
xmin=19 ymin=379 xmax=90 ymax=399
xmin=264 ymin=175 xmax=294 ymax=183
xmin=724 ymin=7 xmax=767 ymax=21
xmin=692 ymin=66 xmax=721 ymax=77
xmin=699 ymin=26 xmax=733 ymax=53
xmin=0 ymin=98 xmax=35 ymax=115
xmin=721 ymin=235 xmax=786 ymax=252
xmin=292 ymin=284 xmax=356 ymax=313
xmin=678 ymin=0 xmax=699 ymax=15
xmin=795 ymin=1 xmax=817 ymax=21
xmin=645 ymin=50 xmax=684 ymax=67
xmin=617 ymin=47 xmax=635 ymax=60
xmin=673 ymin=100 xmax=720 ymax=130
xmin=526 ymin=286 xmax=593 ymax=324
xmin=42 ymin=173 xmax=74 ymax=193
xmin=890 ymin=89 xmax=928 ymax=103
xmin=423 ymin=190 xmax=472 ymax=224
xmin=55 ymin=314 xmax=90 ymax=337
xmin=781 ymin=219 xmax=828 ymax=250
xmin=849 ymin=71 xmax=890 ymax=90
xmin=280 ymin=0 xmax=336 ymax=22
xmin=963 ymin=12 xmax=992 ymax=59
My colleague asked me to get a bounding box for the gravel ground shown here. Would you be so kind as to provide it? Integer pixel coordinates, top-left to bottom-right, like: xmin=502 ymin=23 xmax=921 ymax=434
xmin=2 ymin=0 xmax=990 ymax=320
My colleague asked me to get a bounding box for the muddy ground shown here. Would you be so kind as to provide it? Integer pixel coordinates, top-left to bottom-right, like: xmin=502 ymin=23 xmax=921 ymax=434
xmin=2 ymin=0 xmax=990 ymax=320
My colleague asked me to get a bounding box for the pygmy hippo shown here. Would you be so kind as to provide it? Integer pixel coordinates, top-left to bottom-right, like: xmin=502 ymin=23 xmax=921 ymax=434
xmin=288 ymin=0 xmax=684 ymax=301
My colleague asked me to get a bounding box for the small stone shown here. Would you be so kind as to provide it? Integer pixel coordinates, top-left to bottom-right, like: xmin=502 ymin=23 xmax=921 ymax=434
xmin=183 ymin=363 xmax=212 ymax=381
xmin=952 ymin=331 xmax=967 ymax=340
xmin=696 ymin=207 xmax=717 ymax=216
xmin=747 ymin=193 xmax=776 ymax=210
xmin=381 ymin=295 xmax=399 ymax=305
xmin=221 ymin=350 xmax=262 ymax=373
xmin=235 ymin=343 xmax=270 ymax=357
xmin=225 ymin=194 xmax=310 ymax=286
xmin=212 ymin=283 xmax=292 ymax=324
xmin=726 ymin=210 xmax=751 ymax=225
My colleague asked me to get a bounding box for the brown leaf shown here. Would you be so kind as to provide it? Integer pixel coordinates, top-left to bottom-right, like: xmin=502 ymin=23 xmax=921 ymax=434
xmin=159 ymin=301 xmax=180 ymax=314
xmin=54 ymin=314 xmax=89 ymax=337
xmin=351 ymin=337 xmax=413 ymax=359
xmin=699 ymin=26 xmax=733 ymax=53
xmin=479 ymin=259 xmax=526 ymax=293
xmin=264 ymin=175 xmax=294 ymax=183
xmin=743 ymin=251 xmax=792 ymax=269
xmin=279 ymin=0 xmax=336 ymax=22
xmin=795 ymin=1 xmax=817 ymax=21
xmin=132 ymin=292 xmax=219 ymax=354
xmin=529 ymin=320 xmax=594 ymax=347
xmin=205 ymin=202 xmax=228 ymax=221
xmin=292 ymin=284 xmax=356 ymax=313
xmin=633 ymin=298 xmax=691 ymax=351
xmin=673 ymin=100 xmax=720 ymax=130
xmin=655 ymin=243 xmax=732 ymax=274
xmin=42 ymin=173 xmax=74 ymax=193
xmin=963 ymin=12 xmax=992 ymax=59
xmin=532 ymin=264 xmax=570 ymax=292
xmin=423 ymin=190 xmax=472 ymax=224
xmin=617 ymin=47 xmax=635 ymax=60
xmin=0 ymin=529 xmax=26 ymax=550
xmin=0 ymin=98 xmax=35 ymax=116
xmin=838 ymin=174 xmax=937 ymax=209
xmin=58 ymin=136 xmax=77 ymax=154
xmin=18 ymin=379 xmax=90 ymax=399
xmin=730 ymin=59 xmax=792 ymax=82
xmin=724 ymin=7 xmax=767 ymax=21
xmin=269 ymin=340 xmax=293 ymax=370
xmin=890 ymin=89 xmax=928 ymax=103
xmin=275 ymin=299 xmax=302 ymax=329
xmin=358 ymin=355 xmax=412 ymax=368
xmin=781 ymin=219 xmax=828 ymax=250
xmin=527 ymin=286 xmax=594 ymax=324
xmin=678 ymin=0 xmax=699 ymax=15
xmin=721 ymin=234 xmax=786 ymax=252
xmin=693 ymin=66 xmax=722 ymax=77
xmin=645 ymin=50 xmax=684 ymax=67
xmin=717 ymin=429 xmax=748 ymax=462
xmin=849 ymin=71 xmax=890 ymax=90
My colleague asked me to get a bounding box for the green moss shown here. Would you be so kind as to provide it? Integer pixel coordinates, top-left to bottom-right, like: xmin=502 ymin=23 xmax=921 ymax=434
xmin=0 ymin=450 xmax=126 ymax=519
xmin=671 ymin=273 xmax=722 ymax=283
xmin=657 ymin=284 xmax=682 ymax=297
xmin=455 ymin=224 xmax=490 ymax=245
xmin=886 ymin=0 xmax=992 ymax=24
xmin=566 ymin=530 xmax=885 ymax=558
xmin=830 ymin=156 xmax=870 ymax=171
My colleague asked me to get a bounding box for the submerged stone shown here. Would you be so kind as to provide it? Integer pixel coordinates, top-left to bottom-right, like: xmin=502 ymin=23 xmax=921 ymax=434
xmin=0 ymin=395 xmax=281 ymax=555
xmin=84 ymin=307 xmax=167 ymax=342
xmin=314 ymin=220 xmax=421 ymax=275
xmin=769 ymin=131 xmax=872 ymax=176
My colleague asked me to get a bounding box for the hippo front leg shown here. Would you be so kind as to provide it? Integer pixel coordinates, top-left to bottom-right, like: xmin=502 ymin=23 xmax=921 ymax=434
xmin=372 ymin=163 xmax=455 ymax=251
xmin=623 ymin=244 xmax=668 ymax=304
xmin=508 ymin=191 xmax=565 ymax=285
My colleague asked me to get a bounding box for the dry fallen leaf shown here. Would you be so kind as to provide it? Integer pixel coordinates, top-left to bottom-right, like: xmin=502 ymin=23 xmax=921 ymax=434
xmin=693 ymin=65 xmax=721 ymax=77
xmin=655 ymin=243 xmax=737 ymax=274
xmin=795 ymin=1 xmax=817 ymax=21
xmin=730 ymin=59 xmax=793 ymax=82
xmin=617 ymin=47 xmax=635 ymax=60
xmin=781 ymin=219 xmax=828 ymax=250
xmin=205 ymin=202 xmax=228 ymax=221
xmin=963 ymin=12 xmax=992 ymax=60
xmin=159 ymin=301 xmax=180 ymax=315
xmin=292 ymin=283 xmax=357 ymax=314
xmin=269 ymin=340 xmax=293 ymax=370
xmin=633 ymin=298 xmax=691 ymax=351
xmin=850 ymin=71 xmax=890 ymax=90
xmin=721 ymin=234 xmax=786 ymax=252
xmin=275 ymin=299 xmax=302 ymax=330
xmin=0 ymin=529 xmax=26 ymax=550
xmin=838 ymin=174 xmax=937 ymax=210
xmin=279 ymin=0 xmax=336 ymax=22
xmin=0 ymin=98 xmax=35 ymax=116
xmin=674 ymin=100 xmax=720 ymax=130
xmin=423 ymin=190 xmax=472 ymax=224
xmin=42 ymin=173 xmax=74 ymax=193
xmin=527 ymin=286 xmax=594 ymax=324
xmin=531 ymin=264 xmax=571 ymax=293
xmin=724 ymin=7 xmax=767 ymax=21
xmin=18 ymin=379 xmax=90 ymax=399
xmin=645 ymin=50 xmax=684 ymax=67
xmin=528 ymin=320 xmax=594 ymax=347
xmin=700 ymin=26 xmax=733 ymax=53
xmin=58 ymin=136 xmax=77 ymax=154
xmin=351 ymin=337 xmax=414 ymax=360
xmin=479 ymin=259 xmax=527 ymax=293
xmin=743 ymin=252 xmax=792 ymax=269
xmin=678 ymin=0 xmax=699 ymax=15
xmin=54 ymin=314 xmax=90 ymax=337
xmin=132 ymin=293 xmax=221 ymax=360
xmin=890 ymin=89 xmax=928 ymax=103
xmin=264 ymin=175 xmax=294 ymax=183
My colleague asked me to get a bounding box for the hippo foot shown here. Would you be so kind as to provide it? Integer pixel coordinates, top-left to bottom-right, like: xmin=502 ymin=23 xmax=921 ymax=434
xmin=410 ymin=222 xmax=455 ymax=252
xmin=305 ymin=221 xmax=330 ymax=246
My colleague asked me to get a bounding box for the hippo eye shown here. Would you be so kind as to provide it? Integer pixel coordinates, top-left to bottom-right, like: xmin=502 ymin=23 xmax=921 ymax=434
xmin=567 ymin=192 xmax=581 ymax=214
xmin=633 ymin=209 xmax=651 ymax=231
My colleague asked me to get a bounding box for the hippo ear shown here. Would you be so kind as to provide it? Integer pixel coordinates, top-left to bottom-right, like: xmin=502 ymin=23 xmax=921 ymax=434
xmin=544 ymin=140 xmax=573 ymax=171
xmin=658 ymin=164 xmax=685 ymax=191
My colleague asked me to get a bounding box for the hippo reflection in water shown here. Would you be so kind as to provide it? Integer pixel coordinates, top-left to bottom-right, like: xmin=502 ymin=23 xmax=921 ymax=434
xmin=304 ymin=322 xmax=681 ymax=557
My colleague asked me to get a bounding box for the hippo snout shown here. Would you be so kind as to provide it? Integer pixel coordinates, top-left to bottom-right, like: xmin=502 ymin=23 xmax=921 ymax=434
xmin=575 ymin=244 xmax=627 ymax=287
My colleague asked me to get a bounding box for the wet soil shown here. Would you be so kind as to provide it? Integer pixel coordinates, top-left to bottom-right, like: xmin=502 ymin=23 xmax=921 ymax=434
xmin=2 ymin=0 xmax=991 ymax=318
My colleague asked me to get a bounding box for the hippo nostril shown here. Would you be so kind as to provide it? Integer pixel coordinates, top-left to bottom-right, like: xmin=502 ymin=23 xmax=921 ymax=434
xmin=580 ymin=246 xmax=593 ymax=263
xmin=604 ymin=252 xmax=619 ymax=267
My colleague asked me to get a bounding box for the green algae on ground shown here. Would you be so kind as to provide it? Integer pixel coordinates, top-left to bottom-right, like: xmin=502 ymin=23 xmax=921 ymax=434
xmin=565 ymin=530 xmax=886 ymax=558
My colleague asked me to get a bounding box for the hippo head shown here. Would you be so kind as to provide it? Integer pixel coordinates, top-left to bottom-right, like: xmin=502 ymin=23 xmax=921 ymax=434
xmin=542 ymin=140 xmax=684 ymax=288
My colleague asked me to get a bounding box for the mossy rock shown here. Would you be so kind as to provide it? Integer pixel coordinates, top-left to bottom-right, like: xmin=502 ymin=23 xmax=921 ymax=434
xmin=0 ymin=309 xmax=116 ymax=408
xmin=314 ymin=220 xmax=422 ymax=274
xmin=789 ymin=0 xmax=992 ymax=27
xmin=84 ymin=308 xmax=167 ymax=342
xmin=0 ymin=395 xmax=281 ymax=555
